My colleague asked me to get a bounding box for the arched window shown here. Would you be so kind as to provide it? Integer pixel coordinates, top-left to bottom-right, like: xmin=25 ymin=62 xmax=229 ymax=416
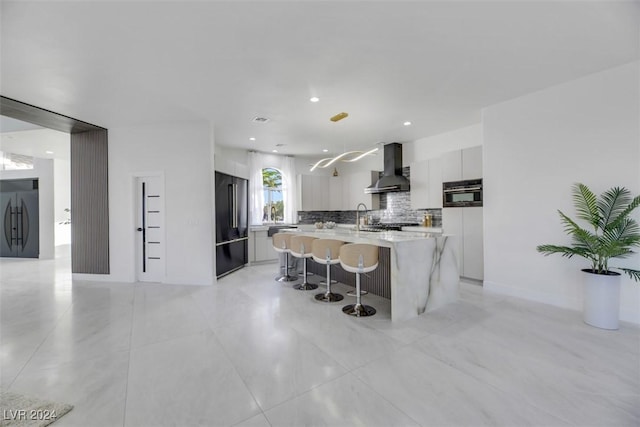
xmin=262 ymin=168 xmax=283 ymax=223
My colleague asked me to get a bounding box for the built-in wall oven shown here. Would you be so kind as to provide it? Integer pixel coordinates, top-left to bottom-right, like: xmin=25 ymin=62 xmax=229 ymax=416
xmin=443 ymin=179 xmax=483 ymax=207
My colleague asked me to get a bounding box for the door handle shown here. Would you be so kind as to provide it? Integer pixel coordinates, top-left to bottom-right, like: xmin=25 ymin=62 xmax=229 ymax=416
xmin=137 ymin=228 xmax=143 ymax=232
xmin=3 ymin=200 xmax=13 ymax=249
xmin=233 ymin=183 xmax=238 ymax=228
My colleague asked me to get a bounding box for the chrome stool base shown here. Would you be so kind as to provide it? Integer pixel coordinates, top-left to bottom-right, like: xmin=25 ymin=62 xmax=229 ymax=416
xmin=342 ymin=303 xmax=376 ymax=317
xmin=315 ymin=292 xmax=344 ymax=302
xmin=294 ymin=282 xmax=318 ymax=291
xmin=346 ymin=290 xmax=368 ymax=297
xmin=319 ymin=279 xmax=338 ymax=285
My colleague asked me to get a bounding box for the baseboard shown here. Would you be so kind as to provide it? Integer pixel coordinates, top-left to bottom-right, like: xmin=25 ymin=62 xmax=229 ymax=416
xmin=162 ymin=276 xmax=214 ymax=286
xmin=72 ymin=273 xmax=121 ymax=282
xmin=484 ymin=280 xmax=640 ymax=326
xmin=620 ymin=307 xmax=640 ymax=325
xmin=483 ymin=280 xmax=581 ymax=311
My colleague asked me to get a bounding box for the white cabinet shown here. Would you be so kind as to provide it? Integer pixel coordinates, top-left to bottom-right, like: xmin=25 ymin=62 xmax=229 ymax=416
xmin=410 ymin=158 xmax=442 ymax=209
xmin=298 ymin=171 xmax=379 ymax=211
xmin=441 ymin=146 xmax=482 ymax=182
xmin=442 ymin=206 xmax=483 ymax=281
xmin=462 ymin=207 xmax=483 ymax=280
xmin=328 ymin=176 xmax=344 ymax=211
xmin=348 ymin=171 xmax=380 ymax=210
xmin=428 ymin=159 xmax=443 ymax=209
xmin=298 ymin=174 xmax=329 ymax=211
xmin=409 ymin=159 xmax=429 ymax=209
xmin=462 ymin=146 xmax=483 ymax=180
xmin=441 ymin=150 xmax=462 ymax=182
xmin=252 ymin=230 xmax=278 ymax=262
xmin=443 ymin=207 xmax=464 ymax=276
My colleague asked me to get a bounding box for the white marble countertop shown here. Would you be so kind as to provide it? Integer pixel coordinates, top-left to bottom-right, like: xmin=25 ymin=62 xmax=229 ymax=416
xmin=249 ymin=224 xmax=298 ymax=232
xmin=401 ymin=226 xmax=443 ymax=233
xmin=250 ymin=224 xmax=446 ymax=241
xmin=287 ymin=227 xmax=445 ymax=248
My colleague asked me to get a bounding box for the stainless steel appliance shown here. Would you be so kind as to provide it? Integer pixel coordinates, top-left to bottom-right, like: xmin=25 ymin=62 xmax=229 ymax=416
xmin=1 ymin=179 xmax=39 ymax=258
xmin=443 ymin=179 xmax=483 ymax=207
xmin=360 ymin=222 xmax=420 ymax=232
xmin=365 ymin=143 xmax=410 ymax=194
xmin=215 ymin=171 xmax=249 ymax=278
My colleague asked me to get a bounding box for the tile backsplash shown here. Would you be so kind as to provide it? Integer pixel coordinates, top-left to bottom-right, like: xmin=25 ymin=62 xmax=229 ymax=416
xmin=298 ymin=167 xmax=442 ymax=226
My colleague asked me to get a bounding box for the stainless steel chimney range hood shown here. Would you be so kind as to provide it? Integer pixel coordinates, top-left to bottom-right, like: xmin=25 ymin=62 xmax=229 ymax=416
xmin=365 ymin=142 xmax=410 ymax=194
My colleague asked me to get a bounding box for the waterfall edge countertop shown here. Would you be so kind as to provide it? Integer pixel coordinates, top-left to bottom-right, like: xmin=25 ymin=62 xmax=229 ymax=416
xmin=285 ymin=227 xmax=460 ymax=321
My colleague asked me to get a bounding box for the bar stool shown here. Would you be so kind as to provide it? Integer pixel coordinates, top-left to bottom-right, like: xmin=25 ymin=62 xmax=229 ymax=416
xmin=339 ymin=243 xmax=378 ymax=317
xmin=272 ymin=233 xmax=297 ymax=282
xmin=311 ymin=239 xmax=345 ymax=302
xmin=289 ymin=235 xmax=319 ymax=290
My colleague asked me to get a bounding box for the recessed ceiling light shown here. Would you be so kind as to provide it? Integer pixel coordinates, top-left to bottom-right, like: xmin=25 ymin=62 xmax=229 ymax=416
xmin=45 ymin=150 xmax=54 ymax=154
xmin=322 ymin=149 xmax=328 ymax=153
xmin=249 ymin=137 xmax=256 ymax=141
xmin=272 ymin=150 xmax=278 ymax=153
xmin=310 ymin=97 xmax=320 ymax=103
xmin=403 ymin=121 xmax=412 ymax=126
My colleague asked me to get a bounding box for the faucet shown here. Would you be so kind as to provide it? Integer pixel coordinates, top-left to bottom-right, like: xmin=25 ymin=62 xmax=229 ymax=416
xmin=356 ymin=203 xmax=368 ymax=231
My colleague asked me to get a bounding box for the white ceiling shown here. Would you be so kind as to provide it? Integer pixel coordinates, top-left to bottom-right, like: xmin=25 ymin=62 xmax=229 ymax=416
xmin=0 ymin=123 xmax=70 ymax=161
xmin=0 ymin=116 xmax=43 ymax=133
xmin=1 ymin=1 xmax=638 ymax=159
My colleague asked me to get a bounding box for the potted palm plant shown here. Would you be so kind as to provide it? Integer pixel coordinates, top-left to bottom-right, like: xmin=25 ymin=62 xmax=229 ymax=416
xmin=537 ymin=183 xmax=640 ymax=330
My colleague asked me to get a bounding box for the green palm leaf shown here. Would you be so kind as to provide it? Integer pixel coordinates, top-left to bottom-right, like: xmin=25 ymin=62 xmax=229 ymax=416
xmin=606 ymin=195 xmax=640 ymax=231
xmin=598 ymin=186 xmax=630 ymax=230
xmin=536 ymin=244 xmax=595 ymax=260
xmin=620 ymin=268 xmax=640 ymax=281
xmin=572 ymin=183 xmax=599 ymax=229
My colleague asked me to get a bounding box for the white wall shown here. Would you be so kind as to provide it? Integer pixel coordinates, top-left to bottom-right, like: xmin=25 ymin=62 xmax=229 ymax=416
xmin=0 ymin=158 xmax=55 ymax=259
xmin=483 ymin=61 xmax=640 ymax=324
xmin=106 ymin=121 xmax=214 ymax=285
xmin=54 ymin=158 xmax=71 ymax=246
xmin=214 ymin=145 xmax=249 ymax=179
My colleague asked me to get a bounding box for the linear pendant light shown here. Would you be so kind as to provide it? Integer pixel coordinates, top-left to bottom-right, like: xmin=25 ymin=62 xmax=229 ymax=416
xmin=309 ymin=147 xmax=379 ymax=171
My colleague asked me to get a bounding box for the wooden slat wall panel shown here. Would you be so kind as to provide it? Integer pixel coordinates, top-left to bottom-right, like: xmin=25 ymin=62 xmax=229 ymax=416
xmin=70 ymin=130 xmax=109 ymax=274
xmin=1 ymin=96 xmax=106 ymax=133
xmin=307 ymin=247 xmax=391 ymax=299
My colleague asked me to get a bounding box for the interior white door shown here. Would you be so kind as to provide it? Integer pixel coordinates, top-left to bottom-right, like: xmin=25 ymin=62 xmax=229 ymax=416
xmin=136 ymin=175 xmax=165 ymax=282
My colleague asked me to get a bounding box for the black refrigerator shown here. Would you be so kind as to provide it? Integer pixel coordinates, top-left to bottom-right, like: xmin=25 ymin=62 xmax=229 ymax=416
xmin=215 ymin=171 xmax=249 ymax=278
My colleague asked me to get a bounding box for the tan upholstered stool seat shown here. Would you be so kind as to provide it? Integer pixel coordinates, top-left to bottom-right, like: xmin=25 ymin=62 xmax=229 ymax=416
xmin=289 ymin=235 xmax=318 ymax=290
xmin=339 ymin=243 xmax=378 ymax=317
xmin=311 ymin=239 xmax=345 ymax=302
xmin=272 ymin=233 xmax=297 ymax=282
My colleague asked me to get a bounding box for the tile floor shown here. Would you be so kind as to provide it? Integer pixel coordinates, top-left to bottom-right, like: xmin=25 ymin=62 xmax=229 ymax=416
xmin=1 ymin=246 xmax=639 ymax=426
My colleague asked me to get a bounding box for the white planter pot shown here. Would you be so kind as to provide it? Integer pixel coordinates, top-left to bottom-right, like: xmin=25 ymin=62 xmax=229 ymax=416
xmin=582 ymin=269 xmax=621 ymax=330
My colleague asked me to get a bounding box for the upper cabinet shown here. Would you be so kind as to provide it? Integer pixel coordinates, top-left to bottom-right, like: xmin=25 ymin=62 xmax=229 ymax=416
xmin=440 ymin=146 xmax=482 ymax=182
xmin=410 ymin=158 xmax=442 ymax=209
xmin=349 ymin=171 xmax=380 ymax=210
xmin=462 ymin=145 xmax=482 ymax=180
xmin=297 ymin=174 xmax=329 ymax=211
xmin=328 ymin=175 xmax=344 ymax=211
xmin=298 ymin=171 xmax=379 ymax=211
xmin=441 ymin=150 xmax=463 ymax=182
xmin=409 ymin=159 xmax=429 ymax=210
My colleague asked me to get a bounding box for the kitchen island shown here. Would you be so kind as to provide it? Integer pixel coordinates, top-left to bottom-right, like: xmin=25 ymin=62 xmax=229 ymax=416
xmin=286 ymin=227 xmax=460 ymax=321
